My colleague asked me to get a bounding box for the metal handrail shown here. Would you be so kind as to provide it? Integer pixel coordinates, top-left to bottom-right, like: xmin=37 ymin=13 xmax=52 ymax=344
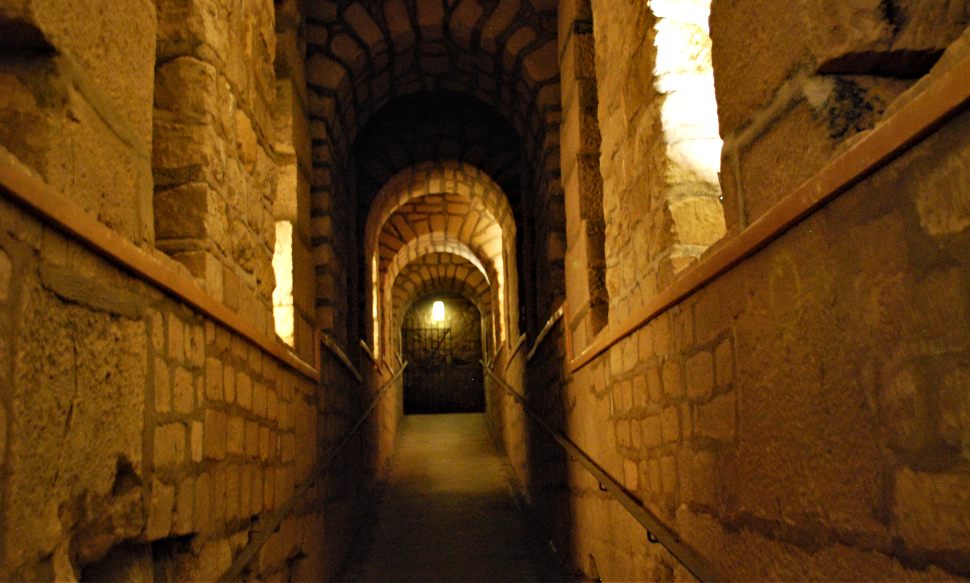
xmin=482 ymin=364 xmax=723 ymax=582
xmin=526 ymin=303 xmax=564 ymax=363
xmin=218 ymin=363 xmax=408 ymax=582
xmin=320 ymin=331 xmax=363 ymax=383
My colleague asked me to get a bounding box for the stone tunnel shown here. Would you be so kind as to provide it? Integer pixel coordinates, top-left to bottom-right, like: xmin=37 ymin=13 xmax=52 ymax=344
xmin=0 ymin=0 xmax=969 ymax=581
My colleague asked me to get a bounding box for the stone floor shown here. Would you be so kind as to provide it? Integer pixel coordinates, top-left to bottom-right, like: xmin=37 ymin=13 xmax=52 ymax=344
xmin=338 ymin=413 xmax=554 ymax=583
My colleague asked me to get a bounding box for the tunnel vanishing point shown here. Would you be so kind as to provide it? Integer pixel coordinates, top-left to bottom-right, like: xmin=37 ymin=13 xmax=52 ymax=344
xmin=1 ymin=0 xmax=969 ymax=581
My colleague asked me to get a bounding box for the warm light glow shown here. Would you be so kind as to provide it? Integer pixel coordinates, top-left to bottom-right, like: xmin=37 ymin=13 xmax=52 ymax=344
xmin=431 ymin=300 xmax=446 ymax=322
xmin=650 ymin=0 xmax=723 ymax=182
xmin=272 ymin=221 xmax=295 ymax=347
xmin=372 ymin=255 xmax=380 ymax=359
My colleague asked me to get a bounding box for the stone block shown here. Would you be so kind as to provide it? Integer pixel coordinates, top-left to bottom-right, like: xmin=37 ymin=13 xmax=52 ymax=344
xmin=155 ymin=358 xmax=171 ymax=413
xmin=893 ymin=467 xmax=970 ymax=553
xmin=187 ymin=325 xmax=205 ymax=368
xmin=691 ymin=450 xmax=717 ymax=508
xmin=153 ymin=183 xmax=212 ymax=241
xmin=661 ymin=406 xmax=680 ymax=444
xmin=623 ymin=458 xmax=639 ymax=491
xmin=154 ymin=422 xmax=186 ymax=467
xmin=616 ymin=420 xmax=630 ymax=447
xmin=646 ymin=365 xmax=662 ymax=403
xmin=630 ymin=417 xmax=643 ymax=450
xmin=147 ymin=480 xmax=175 ymax=540
xmin=227 ymin=416 xmax=245 ymax=456
xmin=152 ymin=311 xmax=165 ymax=352
xmin=619 ymin=379 xmax=633 ymax=413
xmin=714 ymin=338 xmax=734 ymax=388
xmin=275 ymin=466 xmax=290 ymax=509
xmin=173 ymin=366 xmax=195 ymax=414
xmin=0 ymin=248 xmax=11 ymax=301
xmin=660 ymin=455 xmax=678 ymax=498
xmin=259 ymin=426 xmax=271 ymax=460
xmin=204 ymin=409 xmax=227 ymax=460
xmin=173 ymin=476 xmax=195 ymax=535
xmin=686 ymin=351 xmax=714 ymax=402
xmin=648 ymin=458 xmax=661 ymax=499
xmin=637 ymin=326 xmax=653 ymax=362
xmin=167 ymin=313 xmax=184 ymax=361
xmin=642 ymin=415 xmax=662 ymax=449
xmin=226 ymin=464 xmax=240 ymax=521
xmin=621 ymin=336 xmax=638 ymax=373
xmin=246 ymin=420 xmax=259 ymax=458
xmin=155 ymin=56 xmax=218 ymax=118
xmin=263 ymin=467 xmax=275 ymax=511
xmin=195 ymin=538 xmax=231 ymax=582
xmin=251 ymin=467 xmax=263 ymax=516
xmin=0 ymin=56 xmax=154 ymax=243
xmin=223 ymin=364 xmax=236 ymax=403
xmin=267 ymin=389 xmax=279 ymax=422
xmin=695 ymin=391 xmax=736 ymax=441
xmin=195 ymin=472 xmax=211 ymax=533
xmin=237 ymin=371 xmax=253 ymax=410
xmin=661 ymin=358 xmax=684 ymax=399
xmin=191 ymin=421 xmax=203 ymax=463
xmin=633 ymin=374 xmax=648 ymax=409
xmin=205 ymin=357 xmax=223 ymax=401
xmin=281 ymin=433 xmax=295 ymax=462
xmin=240 ymin=464 xmax=253 ymax=518
xmin=254 ymin=382 xmax=267 ymax=417
xmin=211 ymin=465 xmax=227 ymax=524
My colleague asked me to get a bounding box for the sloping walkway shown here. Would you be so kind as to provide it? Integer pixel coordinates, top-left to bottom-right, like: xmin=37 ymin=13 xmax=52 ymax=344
xmin=340 ymin=413 xmax=550 ymax=583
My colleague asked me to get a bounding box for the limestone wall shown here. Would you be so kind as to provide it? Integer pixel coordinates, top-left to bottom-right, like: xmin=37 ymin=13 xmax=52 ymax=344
xmin=0 ymin=1 xmax=378 ymax=580
xmin=590 ymin=0 xmax=726 ymax=326
xmin=714 ymin=0 xmax=969 ymax=231
xmin=556 ymin=1 xmax=970 ymax=579
xmin=153 ymin=0 xmax=279 ymax=338
xmin=0 ymin=0 xmax=156 ymax=244
xmin=0 ymin=193 xmax=370 ymax=581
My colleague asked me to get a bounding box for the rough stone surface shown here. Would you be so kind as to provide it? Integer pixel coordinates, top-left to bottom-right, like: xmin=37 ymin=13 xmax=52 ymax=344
xmin=2 ymin=1 xmax=970 ymax=581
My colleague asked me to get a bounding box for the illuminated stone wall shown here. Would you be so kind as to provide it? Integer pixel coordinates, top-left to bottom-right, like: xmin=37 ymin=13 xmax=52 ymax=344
xmin=558 ymin=1 xmax=970 ymax=580
xmin=590 ymin=0 xmax=725 ymax=325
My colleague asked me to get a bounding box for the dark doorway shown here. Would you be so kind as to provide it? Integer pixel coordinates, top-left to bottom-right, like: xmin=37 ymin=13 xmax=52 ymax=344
xmin=402 ymin=295 xmax=484 ymax=414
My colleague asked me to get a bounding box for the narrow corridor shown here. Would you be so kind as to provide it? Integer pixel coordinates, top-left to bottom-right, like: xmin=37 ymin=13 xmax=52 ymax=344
xmin=339 ymin=414 xmax=552 ymax=583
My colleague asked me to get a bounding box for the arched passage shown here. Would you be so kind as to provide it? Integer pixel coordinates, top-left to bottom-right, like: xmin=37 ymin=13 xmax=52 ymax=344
xmin=365 ymin=160 xmax=518 ymax=363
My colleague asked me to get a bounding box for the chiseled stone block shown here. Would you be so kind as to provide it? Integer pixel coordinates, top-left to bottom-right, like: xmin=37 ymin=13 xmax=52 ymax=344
xmin=204 ymin=409 xmax=227 ymax=460
xmin=227 ymin=416 xmax=246 ymax=456
xmin=154 ymin=422 xmax=186 ymax=467
xmin=146 ymin=479 xmax=175 ymax=540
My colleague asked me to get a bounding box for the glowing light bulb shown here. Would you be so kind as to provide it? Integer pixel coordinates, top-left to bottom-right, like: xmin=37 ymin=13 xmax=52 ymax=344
xmin=431 ymin=300 xmax=445 ymax=322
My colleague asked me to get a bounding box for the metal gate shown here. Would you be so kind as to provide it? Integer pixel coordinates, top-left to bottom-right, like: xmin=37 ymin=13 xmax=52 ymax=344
xmin=402 ymin=326 xmax=483 ymax=413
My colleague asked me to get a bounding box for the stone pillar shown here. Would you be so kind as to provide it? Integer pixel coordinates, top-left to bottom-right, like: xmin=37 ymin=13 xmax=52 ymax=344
xmin=273 ymin=0 xmax=316 ymax=361
xmin=153 ymin=0 xmax=279 ymax=336
xmin=560 ymin=0 xmax=609 ymax=352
